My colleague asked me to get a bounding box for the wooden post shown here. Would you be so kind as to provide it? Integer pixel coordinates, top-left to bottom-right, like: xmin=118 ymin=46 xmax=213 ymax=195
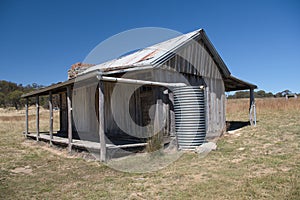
xmin=98 ymin=81 xmax=106 ymax=162
xmin=67 ymin=86 xmax=72 ymax=152
xmin=249 ymin=89 xmax=253 ymax=125
xmin=169 ymin=91 xmax=175 ymax=137
xmin=154 ymin=88 xmax=164 ymax=134
xmin=249 ymin=88 xmax=256 ymax=126
xmin=153 ymin=92 xmax=160 ymax=135
xmin=49 ymin=91 xmax=53 ymax=145
xmin=59 ymin=93 xmax=62 ymax=132
xmin=253 ymin=102 xmax=257 ymax=126
xmin=25 ymin=98 xmax=29 ymax=138
xmin=252 ymin=90 xmax=257 ymax=126
xmin=163 ymin=89 xmax=169 ymax=136
xmin=36 ymin=95 xmax=39 ymax=141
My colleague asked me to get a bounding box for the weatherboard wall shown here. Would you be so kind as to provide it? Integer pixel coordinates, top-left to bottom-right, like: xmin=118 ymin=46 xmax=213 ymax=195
xmin=68 ymin=80 xmax=167 ymax=140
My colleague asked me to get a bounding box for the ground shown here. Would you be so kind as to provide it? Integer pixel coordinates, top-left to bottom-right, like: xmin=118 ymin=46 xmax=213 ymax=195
xmin=0 ymin=98 xmax=299 ymax=199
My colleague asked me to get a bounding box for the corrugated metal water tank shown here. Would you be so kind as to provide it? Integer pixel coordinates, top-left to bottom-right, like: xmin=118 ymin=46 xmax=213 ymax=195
xmin=173 ymin=86 xmax=206 ymax=150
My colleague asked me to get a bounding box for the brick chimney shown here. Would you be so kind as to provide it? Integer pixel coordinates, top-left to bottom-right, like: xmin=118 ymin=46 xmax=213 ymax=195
xmin=68 ymin=62 xmax=95 ymax=79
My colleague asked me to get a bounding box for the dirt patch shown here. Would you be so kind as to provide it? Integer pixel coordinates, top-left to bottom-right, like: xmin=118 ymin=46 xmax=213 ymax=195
xmin=231 ymin=158 xmax=244 ymax=163
xmin=226 ymin=130 xmax=242 ymax=137
xmin=190 ymin=173 xmax=207 ymax=182
xmin=11 ymin=166 xmax=32 ymax=175
xmin=279 ymin=167 xmax=291 ymax=172
xmin=22 ymin=140 xmax=73 ymax=158
xmin=251 ymin=167 xmax=278 ymax=177
xmin=22 ymin=140 xmax=96 ymax=161
xmin=129 ymin=192 xmax=145 ymax=200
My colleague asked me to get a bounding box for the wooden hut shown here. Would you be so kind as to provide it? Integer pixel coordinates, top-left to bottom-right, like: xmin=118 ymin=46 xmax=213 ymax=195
xmin=22 ymin=29 xmax=257 ymax=161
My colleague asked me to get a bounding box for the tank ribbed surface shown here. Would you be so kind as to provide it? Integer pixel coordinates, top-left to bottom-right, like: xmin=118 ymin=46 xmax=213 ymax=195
xmin=173 ymin=86 xmax=206 ymax=150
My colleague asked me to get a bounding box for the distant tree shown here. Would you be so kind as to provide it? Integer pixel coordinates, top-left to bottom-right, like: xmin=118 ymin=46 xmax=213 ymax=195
xmin=8 ymin=90 xmax=23 ymax=109
xmin=281 ymin=90 xmax=293 ymax=97
xmin=227 ymin=91 xmax=247 ymax=99
xmin=255 ymin=90 xmax=266 ymax=98
xmin=274 ymin=90 xmax=298 ymax=98
xmin=40 ymin=96 xmax=49 ymax=109
xmin=0 ymin=92 xmax=5 ymax=107
xmin=32 ymin=83 xmax=38 ymax=89
xmin=228 ymin=90 xmax=275 ymax=99
xmin=235 ymin=91 xmax=249 ymax=98
xmin=275 ymin=92 xmax=283 ymax=98
xmin=0 ymin=80 xmax=46 ymax=109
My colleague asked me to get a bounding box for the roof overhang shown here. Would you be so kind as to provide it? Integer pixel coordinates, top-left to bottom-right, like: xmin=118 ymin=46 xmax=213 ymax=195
xmin=224 ymin=75 xmax=257 ymax=92
xmin=21 ymin=79 xmax=75 ymax=98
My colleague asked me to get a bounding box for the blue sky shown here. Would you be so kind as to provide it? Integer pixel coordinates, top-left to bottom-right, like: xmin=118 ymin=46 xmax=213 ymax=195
xmin=1 ymin=0 xmax=299 ymax=93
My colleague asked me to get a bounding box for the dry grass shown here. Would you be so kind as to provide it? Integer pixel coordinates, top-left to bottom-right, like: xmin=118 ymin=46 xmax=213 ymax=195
xmin=0 ymin=107 xmax=60 ymax=132
xmin=227 ymin=97 xmax=300 ymax=119
xmin=0 ymin=98 xmax=299 ymax=199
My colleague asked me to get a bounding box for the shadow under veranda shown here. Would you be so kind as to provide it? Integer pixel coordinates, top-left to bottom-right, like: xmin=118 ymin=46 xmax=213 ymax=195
xmin=226 ymin=121 xmax=253 ymax=132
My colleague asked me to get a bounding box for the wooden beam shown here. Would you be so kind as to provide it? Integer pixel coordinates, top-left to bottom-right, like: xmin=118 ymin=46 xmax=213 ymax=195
xmin=67 ymin=86 xmax=72 ymax=152
xmin=36 ymin=95 xmax=39 ymax=141
xmin=98 ymin=81 xmax=106 ymax=162
xmin=99 ymin=76 xmax=187 ymax=87
xmin=108 ymin=143 xmax=147 ymax=149
xmin=25 ymin=98 xmax=29 ymax=138
xmin=49 ymin=91 xmax=53 ymax=145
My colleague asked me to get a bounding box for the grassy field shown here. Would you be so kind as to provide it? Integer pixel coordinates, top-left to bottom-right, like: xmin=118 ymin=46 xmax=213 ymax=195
xmin=0 ymin=98 xmax=299 ymax=199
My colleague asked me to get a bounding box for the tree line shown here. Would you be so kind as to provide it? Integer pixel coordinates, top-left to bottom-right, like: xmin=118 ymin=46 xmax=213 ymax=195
xmin=227 ymin=89 xmax=299 ymax=99
xmin=0 ymin=80 xmax=48 ymax=109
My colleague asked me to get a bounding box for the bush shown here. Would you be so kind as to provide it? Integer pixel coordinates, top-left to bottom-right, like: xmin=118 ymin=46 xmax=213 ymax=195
xmin=146 ymin=125 xmax=164 ymax=153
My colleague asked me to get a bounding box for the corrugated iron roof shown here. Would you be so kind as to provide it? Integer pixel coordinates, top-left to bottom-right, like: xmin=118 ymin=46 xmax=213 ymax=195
xmin=81 ymin=29 xmax=202 ymax=75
